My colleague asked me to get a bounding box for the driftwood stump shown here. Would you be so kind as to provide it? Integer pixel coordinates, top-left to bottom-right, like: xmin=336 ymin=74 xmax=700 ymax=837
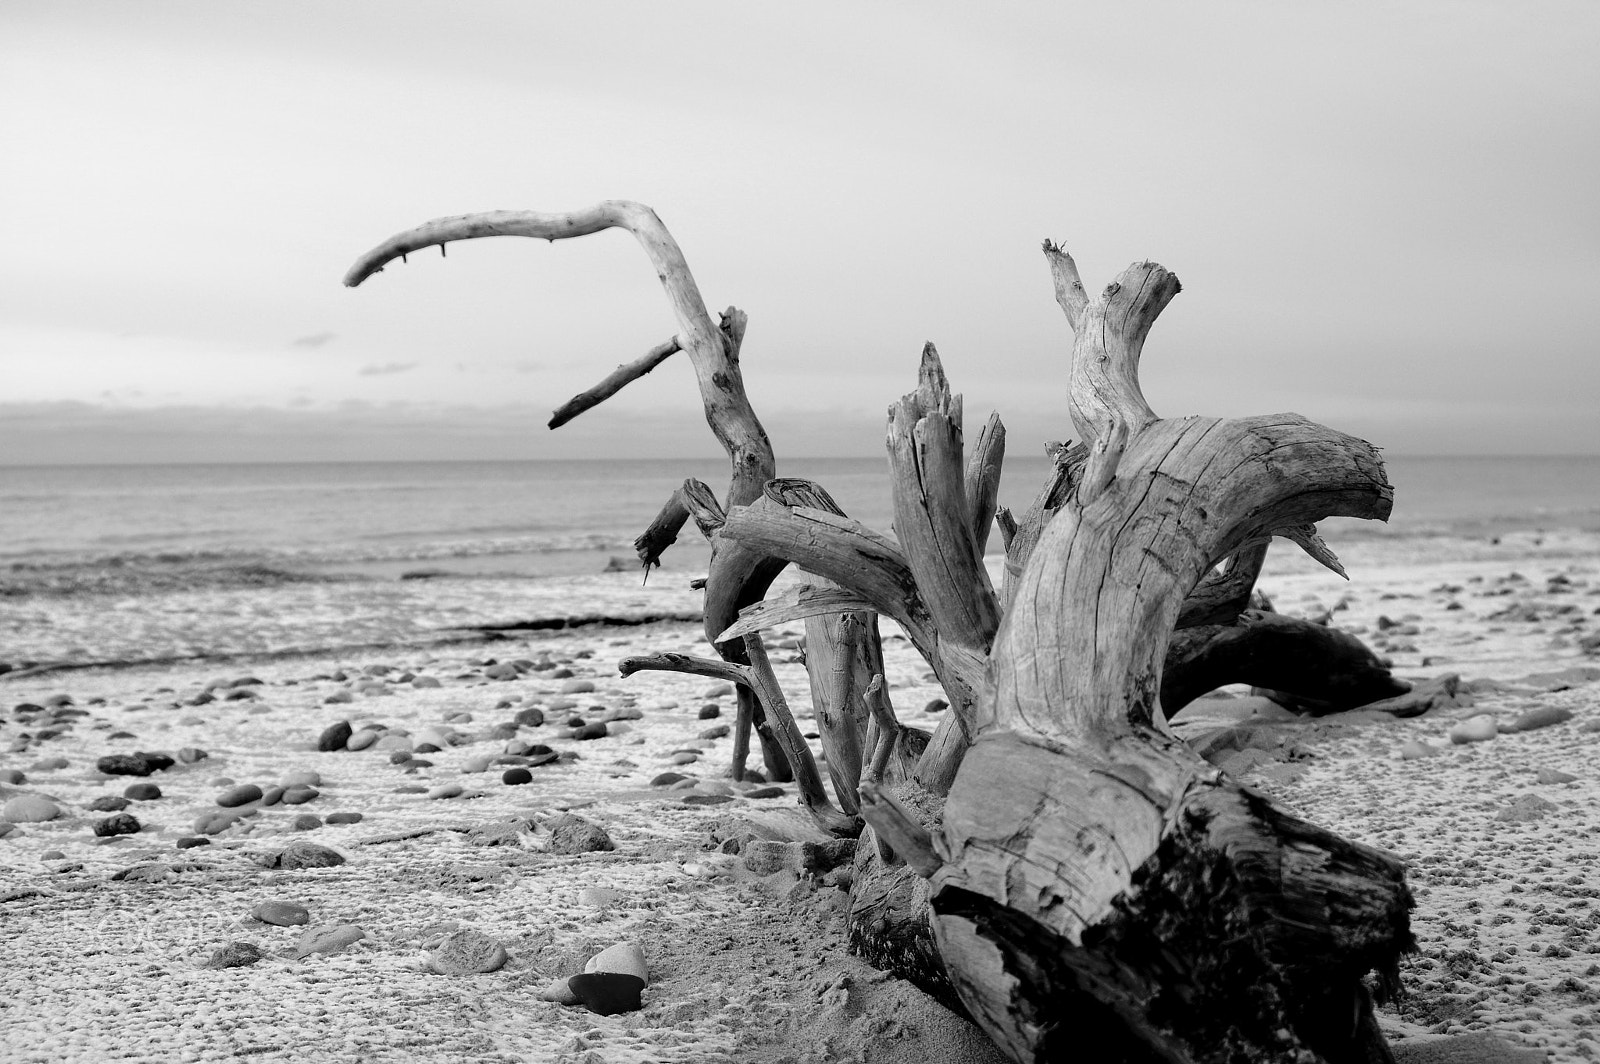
xmin=346 ymin=204 xmax=1415 ymax=1062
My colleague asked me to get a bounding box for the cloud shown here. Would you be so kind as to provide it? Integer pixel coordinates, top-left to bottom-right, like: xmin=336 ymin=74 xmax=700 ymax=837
xmin=356 ymin=361 xmax=418 ymax=377
xmin=290 ymin=331 xmax=337 ymax=348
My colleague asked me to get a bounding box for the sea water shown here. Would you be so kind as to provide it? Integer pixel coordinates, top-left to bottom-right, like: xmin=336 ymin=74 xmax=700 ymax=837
xmin=2 ymin=456 xmax=1597 ymax=585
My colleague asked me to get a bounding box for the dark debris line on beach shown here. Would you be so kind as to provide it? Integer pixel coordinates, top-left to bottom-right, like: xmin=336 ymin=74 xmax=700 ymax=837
xmin=0 ymin=611 xmax=706 ymax=680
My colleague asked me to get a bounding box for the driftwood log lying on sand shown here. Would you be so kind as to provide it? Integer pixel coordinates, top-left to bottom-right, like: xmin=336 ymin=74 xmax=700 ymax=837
xmin=347 ymin=203 xmax=1414 ymax=1062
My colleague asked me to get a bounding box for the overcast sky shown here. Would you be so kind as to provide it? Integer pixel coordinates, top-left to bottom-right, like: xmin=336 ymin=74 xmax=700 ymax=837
xmin=2 ymin=1 xmax=1596 ymax=464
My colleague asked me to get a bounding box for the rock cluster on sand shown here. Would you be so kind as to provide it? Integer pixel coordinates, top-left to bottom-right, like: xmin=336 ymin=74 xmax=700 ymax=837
xmin=251 ymin=900 xmax=311 ymax=926
xmin=541 ymin=941 xmax=650 ymax=1015
xmin=96 ymin=752 xmax=173 ymax=776
xmin=422 ymin=929 xmax=508 ymax=975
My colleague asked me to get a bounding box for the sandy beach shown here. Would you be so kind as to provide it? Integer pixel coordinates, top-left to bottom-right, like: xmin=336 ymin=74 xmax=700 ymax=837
xmin=3 ymin=530 xmax=1599 ymax=1064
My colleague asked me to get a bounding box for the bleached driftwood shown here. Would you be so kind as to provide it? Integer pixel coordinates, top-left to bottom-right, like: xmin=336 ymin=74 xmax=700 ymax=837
xmin=349 ymin=204 xmax=1416 ymax=1062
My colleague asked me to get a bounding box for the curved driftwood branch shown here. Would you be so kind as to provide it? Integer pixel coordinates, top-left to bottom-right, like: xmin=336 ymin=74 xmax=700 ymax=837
xmin=985 ymin=413 xmax=1392 ymax=743
xmin=345 ymin=202 xmax=809 ymax=783
xmin=345 ymin=201 xmax=776 ymax=516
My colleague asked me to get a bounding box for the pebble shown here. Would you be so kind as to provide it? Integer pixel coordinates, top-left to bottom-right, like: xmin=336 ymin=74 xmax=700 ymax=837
xmin=671 ymin=751 xmax=699 ymax=765
xmin=514 ymin=707 xmax=545 ymax=728
xmin=1535 ymin=768 xmax=1578 ymax=784
xmin=2 ymin=795 xmax=61 ymax=822
xmin=217 ymin=784 xmax=264 ymax=808
xmin=192 ymin=811 xmax=243 ymax=835
xmin=924 ymin=698 xmax=949 ymax=714
xmin=317 ymin=721 xmax=353 ymax=752
xmin=324 ymin=690 xmax=354 ymax=704
xmin=568 ymin=973 xmax=645 ymax=1015
xmin=1398 ymin=740 xmax=1441 ymax=760
xmin=560 ymin=679 xmax=596 ymax=694
xmin=280 ymin=770 xmax=321 ymax=787
xmin=423 ymin=929 xmax=509 ymax=975
xmin=415 ymin=727 xmax=457 ymax=749
xmin=603 ymin=706 xmax=643 ymax=722
xmin=650 ymin=772 xmax=690 ymax=787
xmin=503 ymin=768 xmax=533 ymax=785
xmin=93 ymin=813 xmax=141 ymax=837
xmin=702 ymin=684 xmax=734 ymax=698
xmin=697 ymin=704 xmax=720 ymax=720
xmin=682 ymin=794 xmax=734 ymax=806
xmin=177 ymin=747 xmax=209 ymax=764
xmin=292 ymin=814 xmax=322 ymax=831
xmin=0 ymin=769 xmax=24 ymax=785
xmin=545 ymin=815 xmax=614 ymax=854
xmin=260 ymin=786 xmax=286 ymax=807
xmin=1503 ymin=705 xmax=1574 ymax=733
xmin=345 ymin=729 xmax=379 ymax=751
xmin=294 ymin=924 xmax=366 ymax=958
xmin=578 ymin=886 xmax=622 ymax=910
xmin=124 ymin=783 xmax=162 ymax=801
xmin=484 ymin=663 xmax=519 ymax=681
xmin=374 ymin=735 xmax=413 ymax=753
xmin=411 ymin=676 xmax=442 ymax=689
xmin=175 ymin=837 xmax=210 ymax=849
xmin=1496 ymin=794 xmax=1559 ymax=822
xmin=462 ymin=754 xmax=495 ymax=773
xmin=96 ymin=753 xmax=162 ymax=777
xmin=698 ymin=725 xmax=730 ymax=740
xmin=325 ymin=812 xmax=364 ymax=825
xmin=587 ymin=941 xmax=649 ymax=982
xmin=207 ymin=941 xmax=266 ymax=969
xmin=32 ymin=757 xmax=69 ymax=771
xmin=572 ymin=723 xmax=609 ymax=741
xmin=539 ymin=977 xmax=580 ymax=1005
xmin=281 ymin=786 xmax=319 ymax=805
xmin=251 ymin=900 xmax=310 ymax=926
xmin=1448 ymin=715 xmax=1498 ymax=744
xmin=88 ymin=795 xmax=132 ymax=812
xmin=428 ymin=783 xmax=463 ymax=800
xmin=261 ymin=841 xmax=345 ymax=870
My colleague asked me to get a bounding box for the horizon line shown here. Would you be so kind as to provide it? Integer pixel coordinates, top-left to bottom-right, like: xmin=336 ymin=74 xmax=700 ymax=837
xmin=3 ymin=452 xmax=1598 ymax=469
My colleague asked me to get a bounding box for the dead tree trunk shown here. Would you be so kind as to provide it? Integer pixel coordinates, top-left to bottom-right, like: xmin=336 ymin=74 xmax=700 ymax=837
xmin=719 ymin=251 xmax=1413 ymax=1061
xmin=346 ymin=206 xmax=1416 ymax=1062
